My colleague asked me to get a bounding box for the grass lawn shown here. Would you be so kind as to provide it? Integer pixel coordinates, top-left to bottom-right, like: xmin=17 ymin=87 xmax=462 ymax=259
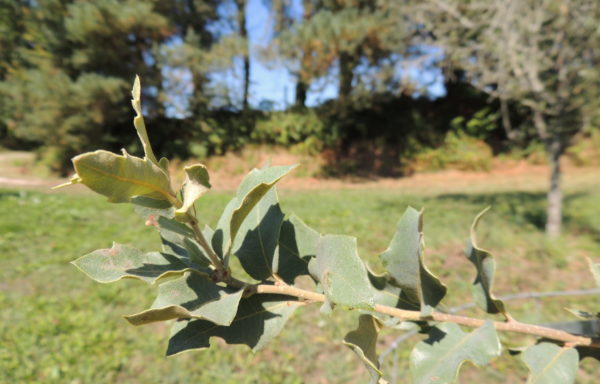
xmin=2 ymin=180 xmax=600 ymax=383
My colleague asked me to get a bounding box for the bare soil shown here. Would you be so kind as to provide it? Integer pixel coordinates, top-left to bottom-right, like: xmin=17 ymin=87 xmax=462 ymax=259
xmin=1 ymin=149 xmax=599 ymax=195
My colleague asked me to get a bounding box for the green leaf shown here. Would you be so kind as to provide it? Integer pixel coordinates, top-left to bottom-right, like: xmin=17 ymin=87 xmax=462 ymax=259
xmin=72 ymin=243 xmax=190 ymax=284
xmin=234 ymin=188 xmax=284 ymax=280
xmin=157 ymin=217 xmax=212 ymax=269
xmin=410 ymin=322 xmax=501 ymax=384
xmin=565 ymin=308 xmax=600 ymax=320
xmin=131 ymin=195 xmax=174 ymax=215
xmin=158 ymin=157 xmax=170 ymax=173
xmin=158 ymin=216 xmax=195 ymax=238
xmin=367 ymin=268 xmax=418 ymax=314
xmin=343 ymin=314 xmax=384 ymax=383
xmin=175 ymin=164 xmax=211 ymax=218
xmin=588 ymin=258 xmax=600 ymax=288
xmin=212 ymin=164 xmax=297 ymax=260
xmin=465 ymin=207 xmax=507 ymax=316
xmin=522 ymin=343 xmax=579 ymax=384
xmin=72 ymin=149 xmax=176 ymax=205
xmin=543 ymin=319 xmax=599 ymax=337
xmin=125 ymin=272 xmax=243 ymax=326
xmin=276 ymin=215 xmax=319 ymax=284
xmin=380 ymin=207 xmax=446 ymax=316
xmin=166 ymin=294 xmax=301 ymax=355
xmin=313 ymin=234 xmax=374 ymax=309
xmin=131 ymin=75 xmax=158 ymax=165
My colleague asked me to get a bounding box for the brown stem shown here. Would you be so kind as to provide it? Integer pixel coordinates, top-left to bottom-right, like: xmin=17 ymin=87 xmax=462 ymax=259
xmin=253 ymin=284 xmax=600 ymax=348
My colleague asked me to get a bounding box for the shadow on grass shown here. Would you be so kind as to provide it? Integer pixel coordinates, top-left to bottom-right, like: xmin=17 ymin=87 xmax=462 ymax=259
xmin=426 ymin=191 xmax=600 ymax=241
xmin=0 ymin=190 xmax=21 ymax=199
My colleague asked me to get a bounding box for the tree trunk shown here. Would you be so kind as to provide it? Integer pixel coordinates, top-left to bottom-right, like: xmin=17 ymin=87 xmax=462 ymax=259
xmin=500 ymin=98 xmax=515 ymax=141
xmin=545 ymin=135 xmax=563 ymax=237
xmin=190 ymin=71 xmax=207 ymax=118
xmin=338 ymin=52 xmax=354 ymax=107
xmin=236 ymin=0 xmax=250 ymax=111
xmin=531 ymin=109 xmax=563 ymax=237
xmin=294 ymin=78 xmax=307 ymax=109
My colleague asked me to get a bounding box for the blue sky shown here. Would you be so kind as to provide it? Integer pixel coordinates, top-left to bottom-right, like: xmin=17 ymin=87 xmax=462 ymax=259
xmin=164 ymin=0 xmax=446 ymax=115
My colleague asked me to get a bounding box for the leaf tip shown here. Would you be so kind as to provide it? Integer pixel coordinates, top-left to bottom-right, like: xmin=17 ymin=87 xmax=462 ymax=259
xmin=132 ymin=75 xmax=141 ymax=100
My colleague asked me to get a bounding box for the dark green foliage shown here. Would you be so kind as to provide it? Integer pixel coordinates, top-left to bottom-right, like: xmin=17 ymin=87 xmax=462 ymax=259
xmin=0 ymin=0 xmax=530 ymax=176
xmin=252 ymin=110 xmax=328 ymax=154
xmin=412 ymin=131 xmax=493 ymax=173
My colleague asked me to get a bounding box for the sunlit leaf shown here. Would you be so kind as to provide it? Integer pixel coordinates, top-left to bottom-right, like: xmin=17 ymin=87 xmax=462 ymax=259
xmin=166 ymin=294 xmax=301 ymax=355
xmin=175 ymin=164 xmax=211 ymax=218
xmin=276 ymin=215 xmax=319 ymax=283
xmin=234 ymin=188 xmax=284 ymax=280
xmin=131 ymin=75 xmax=158 ymax=165
xmin=410 ymin=321 xmax=501 ymax=384
xmin=212 ymin=164 xmax=297 ymax=260
xmin=72 ymin=149 xmax=177 ymax=205
xmin=125 ymin=272 xmax=243 ymax=326
xmin=72 ymin=243 xmax=190 ymax=284
xmin=522 ymin=343 xmax=578 ymax=384
xmin=465 ymin=207 xmax=507 ymax=316
xmin=313 ymin=234 xmax=374 ymax=309
xmin=367 ymin=268 xmax=418 ymax=326
xmin=343 ymin=314 xmax=384 ymax=383
xmin=380 ymin=207 xmax=446 ymax=316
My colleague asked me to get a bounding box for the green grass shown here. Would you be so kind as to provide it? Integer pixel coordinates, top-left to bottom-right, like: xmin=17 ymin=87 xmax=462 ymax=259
xmin=2 ymin=187 xmax=600 ymax=383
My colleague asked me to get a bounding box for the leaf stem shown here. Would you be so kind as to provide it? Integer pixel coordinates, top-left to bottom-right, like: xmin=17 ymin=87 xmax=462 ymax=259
xmin=189 ymin=220 xmax=224 ymax=272
xmin=253 ymin=283 xmax=600 ymax=348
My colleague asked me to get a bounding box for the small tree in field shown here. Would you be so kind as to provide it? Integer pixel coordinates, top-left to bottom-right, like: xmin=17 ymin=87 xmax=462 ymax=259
xmin=414 ymin=0 xmax=600 ymax=236
xmin=60 ymin=78 xmax=600 ymax=383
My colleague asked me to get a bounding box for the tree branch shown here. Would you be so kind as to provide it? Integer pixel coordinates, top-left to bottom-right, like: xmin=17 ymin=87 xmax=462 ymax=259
xmin=253 ymin=283 xmax=600 ymax=348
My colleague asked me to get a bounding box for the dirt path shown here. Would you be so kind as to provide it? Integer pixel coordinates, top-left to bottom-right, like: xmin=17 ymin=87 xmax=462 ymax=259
xmin=1 ymin=150 xmax=599 ymax=195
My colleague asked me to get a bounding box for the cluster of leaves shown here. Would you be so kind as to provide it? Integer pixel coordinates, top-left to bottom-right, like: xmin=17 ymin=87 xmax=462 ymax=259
xmin=63 ymin=78 xmax=600 ymax=383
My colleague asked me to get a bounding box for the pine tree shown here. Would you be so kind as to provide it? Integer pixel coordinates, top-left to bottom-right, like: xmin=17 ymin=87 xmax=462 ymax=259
xmin=0 ymin=0 xmax=174 ymax=173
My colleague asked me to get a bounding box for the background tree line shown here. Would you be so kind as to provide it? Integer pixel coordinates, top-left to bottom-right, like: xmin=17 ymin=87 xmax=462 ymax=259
xmin=1 ymin=0 xmax=599 ymax=236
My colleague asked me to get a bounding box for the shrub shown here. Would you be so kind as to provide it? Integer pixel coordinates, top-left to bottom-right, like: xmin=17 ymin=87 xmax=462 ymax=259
xmin=412 ymin=131 xmax=493 ymax=172
xmin=566 ymin=131 xmax=600 ymax=167
xmin=252 ymin=110 xmax=326 ymax=155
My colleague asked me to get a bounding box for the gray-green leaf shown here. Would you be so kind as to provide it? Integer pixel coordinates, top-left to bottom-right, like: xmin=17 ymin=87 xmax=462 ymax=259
xmin=212 ymin=164 xmax=296 ymax=260
xmin=166 ymin=294 xmax=301 ymax=355
xmin=175 ymin=164 xmax=211 ymax=217
xmin=72 ymin=150 xmax=176 ymax=205
xmin=465 ymin=207 xmax=507 ymax=316
xmin=157 ymin=216 xmax=212 ymax=269
xmin=343 ymin=314 xmax=384 ymax=383
xmin=276 ymin=215 xmax=319 ymax=284
xmin=565 ymin=308 xmax=600 ymax=320
xmin=367 ymin=268 xmax=418 ymax=322
xmin=314 ymin=235 xmax=374 ymax=309
xmin=234 ymin=188 xmax=284 ymax=280
xmin=522 ymin=343 xmax=578 ymax=384
xmin=125 ymin=272 xmax=243 ymax=326
xmin=131 ymin=75 xmax=158 ymax=165
xmin=380 ymin=207 xmax=446 ymax=316
xmin=410 ymin=321 xmax=501 ymax=384
xmin=72 ymin=243 xmax=189 ymax=284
